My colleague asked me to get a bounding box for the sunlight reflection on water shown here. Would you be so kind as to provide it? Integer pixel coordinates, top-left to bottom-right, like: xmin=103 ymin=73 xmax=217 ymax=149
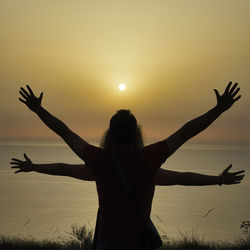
xmin=0 ymin=142 xmax=249 ymax=241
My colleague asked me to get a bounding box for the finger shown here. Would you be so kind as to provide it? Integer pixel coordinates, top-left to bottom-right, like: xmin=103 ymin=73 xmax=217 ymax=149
xmin=10 ymin=162 xmax=21 ymax=165
xmin=224 ymin=164 xmax=232 ymax=173
xmin=233 ymin=177 xmax=244 ymax=182
xmin=39 ymin=92 xmax=43 ymax=101
xmin=23 ymin=153 xmax=29 ymax=161
xmin=233 ymin=170 xmax=245 ymax=175
xmin=225 ymin=81 xmax=232 ymax=93
xmin=19 ymin=91 xmax=28 ymax=100
xmin=229 ymin=82 xmax=238 ymax=94
xmin=214 ymin=89 xmax=220 ymax=99
xmin=11 ymin=166 xmax=21 ymax=169
xmin=227 ymin=164 xmax=232 ymax=170
xmin=19 ymin=98 xmax=26 ymax=104
xmin=20 ymin=87 xmax=29 ymax=97
xmin=232 ymin=181 xmax=241 ymax=184
xmin=232 ymin=87 xmax=240 ymax=97
xmin=15 ymin=170 xmax=22 ymax=174
xmin=26 ymin=85 xmax=34 ymax=96
xmin=235 ymin=174 xmax=245 ymax=179
xmin=233 ymin=95 xmax=241 ymax=103
xmin=11 ymin=158 xmax=23 ymax=163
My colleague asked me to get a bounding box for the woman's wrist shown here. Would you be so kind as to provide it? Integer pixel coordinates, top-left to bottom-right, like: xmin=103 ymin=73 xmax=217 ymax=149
xmin=30 ymin=163 xmax=37 ymax=172
xmin=214 ymin=105 xmax=226 ymax=115
xmin=218 ymin=175 xmax=223 ymax=186
xmin=33 ymin=105 xmax=43 ymax=114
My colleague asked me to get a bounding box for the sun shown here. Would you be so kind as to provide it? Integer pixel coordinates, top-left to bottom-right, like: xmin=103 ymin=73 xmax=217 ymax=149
xmin=118 ymin=83 xmax=126 ymax=91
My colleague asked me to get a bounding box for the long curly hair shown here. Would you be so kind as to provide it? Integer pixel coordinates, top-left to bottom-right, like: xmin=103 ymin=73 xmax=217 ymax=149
xmin=100 ymin=110 xmax=144 ymax=150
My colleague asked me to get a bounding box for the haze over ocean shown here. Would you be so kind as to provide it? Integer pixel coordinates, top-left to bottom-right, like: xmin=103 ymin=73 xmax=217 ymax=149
xmin=1 ymin=141 xmax=249 ymax=241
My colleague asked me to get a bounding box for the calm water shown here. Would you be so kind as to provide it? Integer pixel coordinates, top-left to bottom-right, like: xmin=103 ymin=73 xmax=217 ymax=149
xmin=0 ymin=142 xmax=249 ymax=242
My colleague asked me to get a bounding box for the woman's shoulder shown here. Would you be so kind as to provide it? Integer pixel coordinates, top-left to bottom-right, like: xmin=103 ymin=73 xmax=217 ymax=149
xmin=142 ymin=140 xmax=168 ymax=151
xmin=141 ymin=140 xmax=169 ymax=165
xmin=83 ymin=143 xmax=108 ymax=162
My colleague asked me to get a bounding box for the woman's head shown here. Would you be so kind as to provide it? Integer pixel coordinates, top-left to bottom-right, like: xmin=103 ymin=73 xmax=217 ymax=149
xmin=100 ymin=110 xmax=144 ymax=150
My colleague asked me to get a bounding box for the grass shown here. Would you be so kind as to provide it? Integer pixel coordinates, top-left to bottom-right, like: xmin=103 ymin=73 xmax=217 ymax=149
xmin=161 ymin=234 xmax=250 ymax=250
xmin=0 ymin=224 xmax=250 ymax=250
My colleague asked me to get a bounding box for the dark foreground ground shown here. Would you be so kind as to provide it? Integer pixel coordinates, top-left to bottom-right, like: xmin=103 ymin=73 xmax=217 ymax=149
xmin=1 ymin=225 xmax=250 ymax=250
xmin=1 ymin=237 xmax=250 ymax=250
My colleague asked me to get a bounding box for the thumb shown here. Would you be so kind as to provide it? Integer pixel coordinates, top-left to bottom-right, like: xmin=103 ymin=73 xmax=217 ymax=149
xmin=214 ymin=89 xmax=220 ymax=99
xmin=23 ymin=153 xmax=32 ymax=163
xmin=39 ymin=92 xmax=43 ymax=101
xmin=223 ymin=164 xmax=232 ymax=174
xmin=23 ymin=153 xmax=29 ymax=161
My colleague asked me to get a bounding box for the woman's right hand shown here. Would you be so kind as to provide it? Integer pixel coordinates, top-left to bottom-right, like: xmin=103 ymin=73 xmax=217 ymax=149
xmin=220 ymin=164 xmax=245 ymax=185
xmin=10 ymin=154 xmax=34 ymax=173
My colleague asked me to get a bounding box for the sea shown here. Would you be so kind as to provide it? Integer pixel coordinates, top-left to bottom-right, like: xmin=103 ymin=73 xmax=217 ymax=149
xmin=0 ymin=141 xmax=249 ymax=243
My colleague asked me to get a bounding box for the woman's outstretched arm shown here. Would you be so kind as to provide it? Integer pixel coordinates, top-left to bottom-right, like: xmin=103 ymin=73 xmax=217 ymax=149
xmin=11 ymin=155 xmax=244 ymax=186
xmin=18 ymin=85 xmax=87 ymax=160
xmin=165 ymin=82 xmax=241 ymax=156
xmin=10 ymin=154 xmax=95 ymax=181
xmin=156 ymin=166 xmax=245 ymax=186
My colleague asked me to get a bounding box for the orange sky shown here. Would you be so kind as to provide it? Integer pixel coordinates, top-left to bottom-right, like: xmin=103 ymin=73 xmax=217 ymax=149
xmin=1 ymin=0 xmax=250 ymax=144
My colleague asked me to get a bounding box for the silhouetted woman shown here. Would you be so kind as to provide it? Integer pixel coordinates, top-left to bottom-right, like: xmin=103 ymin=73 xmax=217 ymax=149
xmin=13 ymin=82 xmax=243 ymax=250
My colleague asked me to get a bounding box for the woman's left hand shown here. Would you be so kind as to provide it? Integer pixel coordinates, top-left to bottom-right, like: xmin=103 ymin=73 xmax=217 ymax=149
xmin=19 ymin=85 xmax=43 ymax=112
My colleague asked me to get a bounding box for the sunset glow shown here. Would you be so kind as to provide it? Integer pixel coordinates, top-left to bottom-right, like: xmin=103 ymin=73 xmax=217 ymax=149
xmin=0 ymin=0 xmax=249 ymax=144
